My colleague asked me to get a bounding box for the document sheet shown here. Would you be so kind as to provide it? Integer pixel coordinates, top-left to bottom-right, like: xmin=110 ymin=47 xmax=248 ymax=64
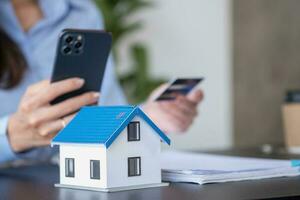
xmin=160 ymin=151 xmax=300 ymax=184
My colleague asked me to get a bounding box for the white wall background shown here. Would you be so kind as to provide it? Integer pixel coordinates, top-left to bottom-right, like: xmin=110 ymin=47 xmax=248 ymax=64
xmin=118 ymin=0 xmax=233 ymax=150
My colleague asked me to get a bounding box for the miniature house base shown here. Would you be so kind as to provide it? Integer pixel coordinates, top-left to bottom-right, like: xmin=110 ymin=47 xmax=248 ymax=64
xmin=55 ymin=182 xmax=169 ymax=192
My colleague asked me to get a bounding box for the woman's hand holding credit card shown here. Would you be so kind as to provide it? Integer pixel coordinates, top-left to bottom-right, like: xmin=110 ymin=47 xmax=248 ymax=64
xmin=142 ymin=78 xmax=204 ymax=133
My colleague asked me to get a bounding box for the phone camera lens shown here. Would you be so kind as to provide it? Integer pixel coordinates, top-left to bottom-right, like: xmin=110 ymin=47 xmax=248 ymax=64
xmin=74 ymin=41 xmax=82 ymax=48
xmin=65 ymin=36 xmax=73 ymax=44
xmin=63 ymin=46 xmax=71 ymax=54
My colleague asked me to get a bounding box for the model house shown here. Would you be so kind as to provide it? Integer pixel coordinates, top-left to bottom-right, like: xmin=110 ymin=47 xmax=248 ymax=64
xmin=51 ymin=106 xmax=171 ymax=192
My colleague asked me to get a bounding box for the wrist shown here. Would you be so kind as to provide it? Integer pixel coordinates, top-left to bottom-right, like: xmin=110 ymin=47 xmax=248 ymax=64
xmin=7 ymin=114 xmax=27 ymax=153
xmin=7 ymin=114 xmax=18 ymax=152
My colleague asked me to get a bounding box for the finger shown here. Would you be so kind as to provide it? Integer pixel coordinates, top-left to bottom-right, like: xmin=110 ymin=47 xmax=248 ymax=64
xmin=160 ymin=101 xmax=188 ymax=120
xmin=38 ymin=114 xmax=76 ymax=136
xmin=32 ymin=127 xmax=65 ymax=148
xmin=49 ymin=92 xmax=99 ymax=118
xmin=30 ymin=92 xmax=99 ymax=125
xmin=165 ymin=111 xmax=193 ymax=133
xmin=175 ymin=96 xmax=198 ymax=117
xmin=20 ymin=81 xmax=50 ymax=109
xmin=158 ymin=105 xmax=187 ymax=133
xmin=38 ymin=120 xmax=62 ymax=136
xmin=24 ymin=80 xmax=50 ymax=97
xmin=31 ymin=137 xmax=53 ymax=148
xmin=148 ymin=83 xmax=169 ymax=101
xmin=31 ymin=78 xmax=85 ymax=107
xmin=63 ymin=114 xmax=76 ymax=124
xmin=142 ymin=102 xmax=192 ymax=133
xmin=187 ymin=89 xmax=204 ymax=104
xmin=29 ymin=131 xmax=52 ymax=147
xmin=160 ymin=102 xmax=192 ymax=130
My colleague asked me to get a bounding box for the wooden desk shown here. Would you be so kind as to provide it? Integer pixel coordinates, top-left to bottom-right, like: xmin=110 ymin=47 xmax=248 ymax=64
xmin=1 ymin=148 xmax=300 ymax=200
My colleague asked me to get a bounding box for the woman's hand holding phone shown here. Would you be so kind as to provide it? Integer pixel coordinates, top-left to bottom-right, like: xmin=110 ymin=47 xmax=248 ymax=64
xmin=7 ymin=78 xmax=99 ymax=153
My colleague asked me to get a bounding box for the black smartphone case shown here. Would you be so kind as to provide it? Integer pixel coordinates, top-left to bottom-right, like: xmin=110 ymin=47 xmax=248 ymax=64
xmin=50 ymin=29 xmax=112 ymax=105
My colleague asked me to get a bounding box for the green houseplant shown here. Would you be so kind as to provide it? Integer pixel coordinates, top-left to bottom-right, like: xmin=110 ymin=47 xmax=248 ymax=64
xmin=95 ymin=0 xmax=165 ymax=103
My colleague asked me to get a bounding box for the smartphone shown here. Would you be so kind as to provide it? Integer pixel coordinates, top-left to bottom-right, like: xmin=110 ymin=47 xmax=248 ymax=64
xmin=155 ymin=78 xmax=204 ymax=101
xmin=50 ymin=29 xmax=112 ymax=104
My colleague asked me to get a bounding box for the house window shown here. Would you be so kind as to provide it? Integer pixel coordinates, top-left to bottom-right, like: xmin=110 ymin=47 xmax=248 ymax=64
xmin=65 ymin=158 xmax=75 ymax=177
xmin=128 ymin=157 xmax=141 ymax=177
xmin=90 ymin=160 xmax=100 ymax=180
xmin=127 ymin=122 xmax=140 ymax=141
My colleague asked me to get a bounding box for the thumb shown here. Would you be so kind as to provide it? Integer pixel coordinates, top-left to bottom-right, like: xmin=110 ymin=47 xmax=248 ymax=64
xmin=148 ymin=83 xmax=169 ymax=101
xmin=187 ymin=89 xmax=204 ymax=104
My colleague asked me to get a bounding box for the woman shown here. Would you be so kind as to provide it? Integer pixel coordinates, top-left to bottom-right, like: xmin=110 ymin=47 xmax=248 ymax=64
xmin=0 ymin=0 xmax=203 ymax=164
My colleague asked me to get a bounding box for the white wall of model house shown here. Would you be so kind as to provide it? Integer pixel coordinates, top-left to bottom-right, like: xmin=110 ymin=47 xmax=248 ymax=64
xmin=117 ymin=0 xmax=233 ymax=150
xmin=59 ymin=145 xmax=108 ymax=188
xmin=58 ymin=116 xmax=163 ymax=189
xmin=106 ymin=116 xmax=162 ymax=188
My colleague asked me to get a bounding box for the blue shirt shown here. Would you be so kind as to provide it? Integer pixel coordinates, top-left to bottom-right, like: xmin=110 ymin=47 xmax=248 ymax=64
xmin=0 ymin=0 xmax=127 ymax=164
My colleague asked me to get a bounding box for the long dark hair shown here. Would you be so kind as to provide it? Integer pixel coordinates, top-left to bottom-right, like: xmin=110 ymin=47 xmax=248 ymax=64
xmin=0 ymin=28 xmax=27 ymax=89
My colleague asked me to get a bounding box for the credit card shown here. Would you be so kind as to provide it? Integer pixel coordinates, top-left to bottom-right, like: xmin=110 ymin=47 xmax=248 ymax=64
xmin=155 ymin=78 xmax=204 ymax=101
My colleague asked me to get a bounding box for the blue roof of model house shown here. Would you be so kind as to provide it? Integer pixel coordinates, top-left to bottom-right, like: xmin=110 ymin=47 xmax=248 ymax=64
xmin=52 ymin=106 xmax=170 ymax=148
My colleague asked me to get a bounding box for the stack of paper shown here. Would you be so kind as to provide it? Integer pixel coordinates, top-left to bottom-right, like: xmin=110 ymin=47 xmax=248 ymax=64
xmin=160 ymin=151 xmax=300 ymax=184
